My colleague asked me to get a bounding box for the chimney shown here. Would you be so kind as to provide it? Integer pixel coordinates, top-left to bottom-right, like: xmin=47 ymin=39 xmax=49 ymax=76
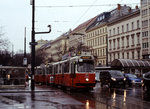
xmin=117 ymin=4 xmax=121 ymax=10
xmin=135 ymin=5 xmax=139 ymax=10
xmin=128 ymin=7 xmax=131 ymax=13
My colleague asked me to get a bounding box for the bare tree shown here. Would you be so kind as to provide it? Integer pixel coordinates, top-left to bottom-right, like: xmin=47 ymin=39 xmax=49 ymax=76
xmin=35 ymin=49 xmax=48 ymax=66
xmin=54 ymin=44 xmax=63 ymax=61
xmin=69 ymin=42 xmax=93 ymax=54
xmin=0 ymin=27 xmax=9 ymax=50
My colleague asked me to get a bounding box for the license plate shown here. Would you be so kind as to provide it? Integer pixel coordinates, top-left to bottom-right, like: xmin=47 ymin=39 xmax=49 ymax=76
xmin=119 ymin=82 xmax=123 ymax=84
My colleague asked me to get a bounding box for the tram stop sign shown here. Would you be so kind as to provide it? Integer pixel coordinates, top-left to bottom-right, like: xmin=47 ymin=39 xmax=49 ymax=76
xmin=23 ymin=58 xmax=27 ymax=66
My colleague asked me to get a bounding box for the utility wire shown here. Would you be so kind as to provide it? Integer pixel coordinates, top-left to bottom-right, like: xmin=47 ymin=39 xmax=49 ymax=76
xmin=36 ymin=3 xmax=139 ymax=8
xmin=71 ymin=0 xmax=98 ymax=28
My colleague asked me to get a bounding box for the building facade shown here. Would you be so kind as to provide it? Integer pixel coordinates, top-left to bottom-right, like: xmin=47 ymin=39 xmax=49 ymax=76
xmin=108 ymin=8 xmax=141 ymax=64
xmin=86 ymin=12 xmax=111 ymax=65
xmin=49 ymin=32 xmax=69 ymax=62
xmin=69 ymin=17 xmax=96 ymax=52
xmin=141 ymin=0 xmax=150 ymax=59
xmin=35 ymin=39 xmax=48 ymax=50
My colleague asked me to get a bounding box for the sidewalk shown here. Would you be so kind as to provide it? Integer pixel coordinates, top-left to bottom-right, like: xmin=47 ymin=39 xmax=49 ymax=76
xmin=0 ymin=85 xmax=57 ymax=93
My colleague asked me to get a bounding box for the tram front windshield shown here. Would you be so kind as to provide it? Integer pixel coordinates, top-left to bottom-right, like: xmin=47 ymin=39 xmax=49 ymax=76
xmin=77 ymin=61 xmax=94 ymax=72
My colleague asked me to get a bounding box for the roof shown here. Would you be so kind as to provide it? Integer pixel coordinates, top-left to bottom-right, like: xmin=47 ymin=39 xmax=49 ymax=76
xmin=86 ymin=12 xmax=110 ymax=32
xmin=111 ymin=59 xmax=150 ymax=68
xmin=72 ymin=16 xmax=97 ymax=33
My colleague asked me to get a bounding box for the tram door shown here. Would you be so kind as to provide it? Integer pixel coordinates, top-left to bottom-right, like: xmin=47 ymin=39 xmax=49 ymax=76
xmin=71 ymin=61 xmax=76 ymax=78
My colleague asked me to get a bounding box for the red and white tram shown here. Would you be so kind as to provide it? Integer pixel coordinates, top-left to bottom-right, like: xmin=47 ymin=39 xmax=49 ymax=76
xmin=35 ymin=53 xmax=96 ymax=89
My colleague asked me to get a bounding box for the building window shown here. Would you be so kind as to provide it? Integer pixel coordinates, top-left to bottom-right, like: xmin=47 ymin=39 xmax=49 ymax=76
xmin=113 ymin=53 xmax=115 ymax=60
xmin=142 ymin=31 xmax=148 ymax=37
xmin=127 ymin=52 xmax=129 ymax=59
xmin=126 ymin=24 xmax=129 ymax=32
xmin=126 ymin=36 xmax=129 ymax=47
xmin=95 ymin=38 xmax=97 ymax=46
xmin=105 ymin=27 xmax=107 ymax=33
xmin=137 ymin=51 xmax=140 ymax=59
xmin=113 ymin=39 xmax=116 ymax=50
xmin=122 ymin=25 xmax=124 ymax=33
xmin=113 ymin=28 xmax=115 ymax=35
xmin=137 ymin=20 xmax=140 ymax=29
xmin=98 ymin=38 xmax=99 ymax=45
xmin=117 ymin=27 xmax=119 ymax=34
xmin=109 ymin=40 xmax=112 ymax=50
xmin=118 ymin=53 xmax=120 ymax=59
xmin=117 ymin=38 xmax=120 ymax=49
xmin=132 ymin=22 xmax=134 ymax=30
xmin=137 ymin=33 xmax=140 ymax=44
xmin=142 ymin=20 xmax=148 ymax=27
xmin=109 ymin=29 xmax=111 ymax=36
xmin=132 ymin=51 xmax=134 ymax=59
xmin=131 ymin=34 xmax=134 ymax=46
xmin=100 ymin=37 xmax=102 ymax=45
xmin=103 ymin=48 xmax=105 ymax=56
xmin=122 ymin=52 xmax=124 ymax=59
xmin=95 ymin=31 xmax=97 ymax=36
xmin=122 ymin=37 xmax=124 ymax=48
xmin=142 ymin=42 xmax=149 ymax=48
xmin=109 ymin=54 xmax=111 ymax=62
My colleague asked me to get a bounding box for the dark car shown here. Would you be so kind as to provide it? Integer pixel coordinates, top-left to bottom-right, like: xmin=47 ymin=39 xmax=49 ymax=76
xmin=124 ymin=73 xmax=143 ymax=86
xmin=100 ymin=70 xmax=126 ymax=88
xmin=143 ymin=72 xmax=150 ymax=92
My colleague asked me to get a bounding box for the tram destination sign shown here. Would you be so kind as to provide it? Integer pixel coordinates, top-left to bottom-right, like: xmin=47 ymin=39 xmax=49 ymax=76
xmin=81 ymin=56 xmax=92 ymax=60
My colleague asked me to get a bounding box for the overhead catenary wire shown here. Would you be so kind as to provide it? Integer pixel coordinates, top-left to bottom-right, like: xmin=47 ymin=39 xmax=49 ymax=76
xmin=71 ymin=0 xmax=98 ymax=28
xmin=35 ymin=3 xmax=140 ymax=8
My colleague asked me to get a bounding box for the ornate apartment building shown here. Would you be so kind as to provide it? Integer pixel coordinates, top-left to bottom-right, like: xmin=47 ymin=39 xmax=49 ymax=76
xmin=141 ymin=0 xmax=150 ymax=59
xmin=108 ymin=7 xmax=141 ymax=64
xmin=86 ymin=12 xmax=111 ymax=65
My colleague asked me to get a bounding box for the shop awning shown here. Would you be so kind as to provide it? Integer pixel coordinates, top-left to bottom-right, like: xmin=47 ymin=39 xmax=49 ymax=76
xmin=111 ymin=59 xmax=150 ymax=68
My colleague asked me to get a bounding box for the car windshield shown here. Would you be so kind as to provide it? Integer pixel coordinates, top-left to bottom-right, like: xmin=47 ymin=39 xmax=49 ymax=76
xmin=110 ymin=70 xmax=124 ymax=77
xmin=127 ymin=74 xmax=137 ymax=78
xmin=77 ymin=62 xmax=94 ymax=72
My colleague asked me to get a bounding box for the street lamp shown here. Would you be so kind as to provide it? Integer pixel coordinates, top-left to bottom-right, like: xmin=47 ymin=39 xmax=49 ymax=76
xmin=30 ymin=0 xmax=51 ymax=90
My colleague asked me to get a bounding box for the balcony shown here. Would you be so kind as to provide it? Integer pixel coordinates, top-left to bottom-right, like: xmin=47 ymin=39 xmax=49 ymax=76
xmin=136 ymin=44 xmax=140 ymax=47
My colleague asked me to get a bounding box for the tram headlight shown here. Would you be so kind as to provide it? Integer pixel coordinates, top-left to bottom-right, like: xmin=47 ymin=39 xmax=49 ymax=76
xmin=86 ymin=78 xmax=89 ymax=82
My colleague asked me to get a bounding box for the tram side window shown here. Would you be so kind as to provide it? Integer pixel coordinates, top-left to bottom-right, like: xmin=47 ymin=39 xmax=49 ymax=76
xmin=54 ymin=65 xmax=58 ymax=74
xmin=54 ymin=66 xmax=56 ymax=74
xmin=64 ymin=62 xmax=69 ymax=73
xmin=42 ymin=68 xmax=45 ymax=75
xmin=38 ymin=69 xmax=42 ymax=74
xmin=62 ymin=64 xmax=64 ymax=74
xmin=46 ymin=67 xmax=49 ymax=74
xmin=71 ymin=62 xmax=75 ymax=74
xmin=49 ymin=66 xmax=52 ymax=74
xmin=59 ymin=64 xmax=62 ymax=74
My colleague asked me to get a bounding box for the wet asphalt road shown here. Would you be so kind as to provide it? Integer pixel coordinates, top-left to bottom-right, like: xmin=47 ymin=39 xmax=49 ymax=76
xmin=0 ymin=83 xmax=150 ymax=109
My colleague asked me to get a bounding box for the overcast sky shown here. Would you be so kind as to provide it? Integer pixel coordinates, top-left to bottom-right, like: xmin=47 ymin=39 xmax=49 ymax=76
xmin=0 ymin=0 xmax=140 ymax=53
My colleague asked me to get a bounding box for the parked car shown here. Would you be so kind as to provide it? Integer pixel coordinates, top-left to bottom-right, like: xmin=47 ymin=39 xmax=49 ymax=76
xmin=100 ymin=70 xmax=126 ymax=88
xmin=143 ymin=72 xmax=150 ymax=92
xmin=124 ymin=73 xmax=143 ymax=86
